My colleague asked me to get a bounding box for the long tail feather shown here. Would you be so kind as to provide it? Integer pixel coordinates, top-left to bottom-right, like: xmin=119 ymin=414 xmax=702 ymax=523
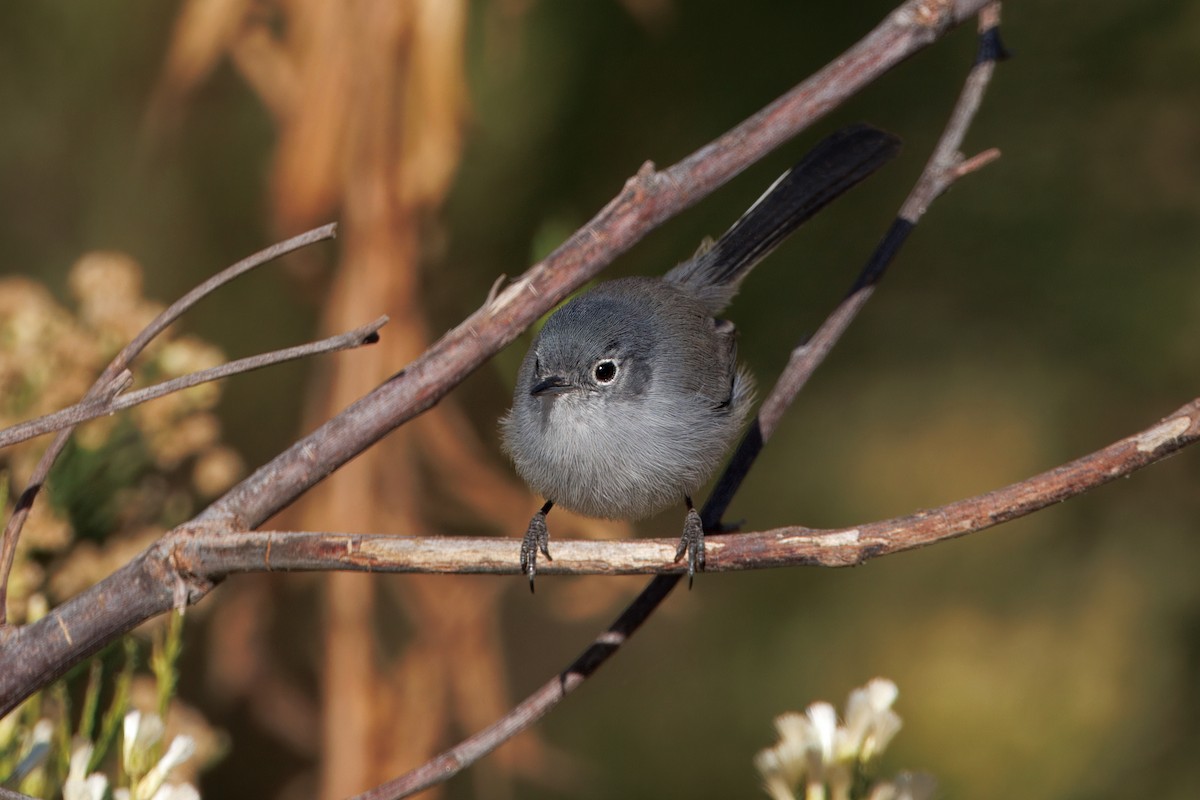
xmin=666 ymin=124 xmax=901 ymax=312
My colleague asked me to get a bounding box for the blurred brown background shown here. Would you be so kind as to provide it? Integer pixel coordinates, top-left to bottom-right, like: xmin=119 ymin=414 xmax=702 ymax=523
xmin=2 ymin=1 xmax=1200 ymax=798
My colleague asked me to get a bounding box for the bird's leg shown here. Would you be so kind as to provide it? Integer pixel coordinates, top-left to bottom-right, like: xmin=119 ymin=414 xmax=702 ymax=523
xmin=674 ymin=496 xmax=705 ymax=587
xmin=520 ymin=500 xmax=554 ymax=592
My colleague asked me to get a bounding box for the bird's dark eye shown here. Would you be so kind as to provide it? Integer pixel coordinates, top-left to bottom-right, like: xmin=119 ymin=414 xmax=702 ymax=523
xmin=593 ymin=360 xmax=618 ymax=384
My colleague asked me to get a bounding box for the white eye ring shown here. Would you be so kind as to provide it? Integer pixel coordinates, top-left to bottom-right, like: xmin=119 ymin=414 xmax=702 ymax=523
xmin=593 ymin=359 xmax=618 ymax=384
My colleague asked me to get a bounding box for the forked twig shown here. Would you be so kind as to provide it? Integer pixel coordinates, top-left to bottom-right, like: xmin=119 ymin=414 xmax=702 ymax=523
xmin=0 ymin=317 xmax=385 ymax=450
xmin=0 ymin=223 xmax=338 ymax=625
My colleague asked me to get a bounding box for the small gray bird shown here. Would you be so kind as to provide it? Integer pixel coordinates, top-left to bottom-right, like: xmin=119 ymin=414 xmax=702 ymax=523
xmin=502 ymin=124 xmax=900 ymax=588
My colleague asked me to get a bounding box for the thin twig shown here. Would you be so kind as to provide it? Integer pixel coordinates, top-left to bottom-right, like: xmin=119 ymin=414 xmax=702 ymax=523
xmin=0 ymin=0 xmax=995 ymax=719
xmin=768 ymin=5 xmax=1007 ymax=431
xmin=0 ymin=223 xmax=339 ymax=625
xmin=350 ymin=7 xmax=1008 ymax=798
xmin=0 ymin=317 xmax=386 ymax=450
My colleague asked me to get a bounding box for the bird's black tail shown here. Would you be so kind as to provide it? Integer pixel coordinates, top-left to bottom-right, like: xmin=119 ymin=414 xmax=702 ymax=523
xmin=665 ymin=124 xmax=901 ymax=313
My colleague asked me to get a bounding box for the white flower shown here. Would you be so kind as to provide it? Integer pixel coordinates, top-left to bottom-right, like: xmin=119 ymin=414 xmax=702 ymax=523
xmin=134 ymin=734 xmax=197 ymax=800
xmin=63 ymin=742 xmax=111 ymax=800
xmin=68 ymin=742 xmax=93 ymax=780
xmin=123 ymin=710 xmax=166 ymax=779
xmin=756 ymin=679 xmax=906 ymax=800
xmin=121 ymin=710 xmax=199 ymax=800
xmin=64 ymin=773 xmax=110 ymax=800
xmin=805 ymin=702 xmax=838 ymax=765
xmin=758 ymin=703 xmax=839 ymax=800
xmin=842 ymin=678 xmax=902 ymax=762
xmin=755 ymin=746 xmax=799 ymax=800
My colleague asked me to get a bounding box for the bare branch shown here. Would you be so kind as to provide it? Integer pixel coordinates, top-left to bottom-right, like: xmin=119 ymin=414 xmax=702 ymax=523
xmin=171 ymin=396 xmax=1198 ymax=576
xmin=0 ymin=317 xmax=386 ymax=450
xmin=768 ymin=4 xmax=1007 ymax=432
xmin=0 ymin=223 xmax=339 ymax=624
xmin=955 ymin=147 xmax=1003 ymax=178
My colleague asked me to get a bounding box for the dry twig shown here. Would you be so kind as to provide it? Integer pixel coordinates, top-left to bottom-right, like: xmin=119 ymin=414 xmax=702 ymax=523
xmin=0 ymin=317 xmax=386 ymax=450
xmin=0 ymin=223 xmax=339 ymax=625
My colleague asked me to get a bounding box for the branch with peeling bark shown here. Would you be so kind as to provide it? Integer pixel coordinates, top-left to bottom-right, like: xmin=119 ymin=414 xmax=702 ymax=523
xmin=157 ymin=398 xmax=1198 ymax=579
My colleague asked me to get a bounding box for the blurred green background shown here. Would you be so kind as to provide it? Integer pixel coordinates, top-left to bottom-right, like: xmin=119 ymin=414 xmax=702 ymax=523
xmin=3 ymin=1 xmax=1200 ymax=798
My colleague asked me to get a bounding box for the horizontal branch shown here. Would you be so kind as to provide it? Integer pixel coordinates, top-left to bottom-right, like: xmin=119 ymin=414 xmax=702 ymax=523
xmin=174 ymin=397 xmax=1200 ymax=577
xmin=0 ymin=317 xmax=386 ymax=449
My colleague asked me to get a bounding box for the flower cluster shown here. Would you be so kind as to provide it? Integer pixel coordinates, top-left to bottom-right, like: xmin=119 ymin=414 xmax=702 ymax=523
xmin=4 ymin=709 xmax=201 ymax=800
xmin=60 ymin=711 xmax=199 ymax=800
xmin=755 ymin=678 xmax=929 ymax=800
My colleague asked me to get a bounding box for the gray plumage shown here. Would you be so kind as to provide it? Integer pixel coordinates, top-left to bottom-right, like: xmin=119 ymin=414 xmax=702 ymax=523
xmin=501 ymin=278 xmax=753 ymax=520
xmin=501 ymin=124 xmax=901 ymax=583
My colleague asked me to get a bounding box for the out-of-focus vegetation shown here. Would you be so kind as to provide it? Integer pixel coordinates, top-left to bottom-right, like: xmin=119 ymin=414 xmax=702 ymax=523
xmin=0 ymin=253 xmax=237 ymax=797
xmin=1 ymin=1 xmax=1199 ymax=799
xmin=0 ymin=254 xmax=243 ymax=623
xmin=1 ymin=615 xmax=217 ymax=800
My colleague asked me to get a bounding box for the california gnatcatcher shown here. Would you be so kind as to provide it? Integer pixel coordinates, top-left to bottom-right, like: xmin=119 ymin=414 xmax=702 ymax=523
xmin=502 ymin=124 xmax=901 ymax=588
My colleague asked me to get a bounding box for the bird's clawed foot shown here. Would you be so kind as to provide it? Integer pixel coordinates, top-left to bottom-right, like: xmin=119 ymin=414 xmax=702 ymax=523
xmin=674 ymin=501 xmax=706 ymax=587
xmin=520 ymin=503 xmax=553 ymax=591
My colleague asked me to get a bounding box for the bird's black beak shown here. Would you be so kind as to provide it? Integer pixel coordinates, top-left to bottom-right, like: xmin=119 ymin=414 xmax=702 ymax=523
xmin=531 ymin=375 xmax=574 ymax=396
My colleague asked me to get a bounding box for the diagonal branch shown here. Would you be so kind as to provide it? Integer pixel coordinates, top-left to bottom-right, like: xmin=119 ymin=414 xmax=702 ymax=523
xmin=0 ymin=0 xmax=995 ymax=723
xmin=0 ymin=317 xmax=386 ymax=450
xmin=0 ymin=223 xmax=339 ymax=625
xmin=351 ymin=5 xmax=1009 ymax=798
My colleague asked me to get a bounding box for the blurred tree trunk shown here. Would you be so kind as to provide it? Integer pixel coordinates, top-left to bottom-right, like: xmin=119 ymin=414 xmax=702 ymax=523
xmin=153 ymin=2 xmax=549 ymax=797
